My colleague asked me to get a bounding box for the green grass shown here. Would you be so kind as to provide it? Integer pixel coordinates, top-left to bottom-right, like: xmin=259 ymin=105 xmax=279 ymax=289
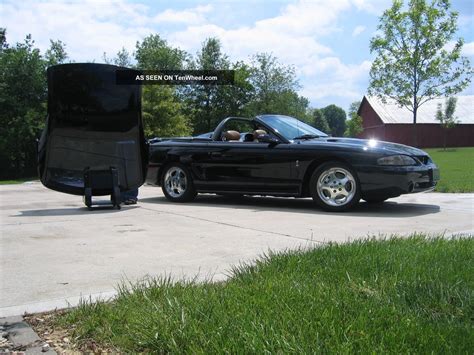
xmin=59 ymin=235 xmax=474 ymax=353
xmin=425 ymin=147 xmax=474 ymax=192
xmin=0 ymin=178 xmax=36 ymax=185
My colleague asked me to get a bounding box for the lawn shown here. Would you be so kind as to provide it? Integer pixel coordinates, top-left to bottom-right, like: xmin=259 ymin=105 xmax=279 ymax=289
xmin=425 ymin=147 xmax=474 ymax=192
xmin=0 ymin=178 xmax=36 ymax=185
xmin=55 ymin=235 xmax=473 ymax=353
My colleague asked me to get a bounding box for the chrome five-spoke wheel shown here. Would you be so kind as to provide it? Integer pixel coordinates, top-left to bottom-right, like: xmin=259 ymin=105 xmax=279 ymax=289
xmin=164 ymin=167 xmax=187 ymax=198
xmin=317 ymin=167 xmax=356 ymax=206
xmin=310 ymin=162 xmax=360 ymax=212
xmin=161 ymin=163 xmax=197 ymax=202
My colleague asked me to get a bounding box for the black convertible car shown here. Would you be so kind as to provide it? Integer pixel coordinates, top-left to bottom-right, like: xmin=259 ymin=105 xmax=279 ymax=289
xmin=146 ymin=115 xmax=439 ymax=212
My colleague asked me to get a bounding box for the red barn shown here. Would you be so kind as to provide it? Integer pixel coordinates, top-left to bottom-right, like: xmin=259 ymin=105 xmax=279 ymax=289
xmin=357 ymin=95 xmax=474 ymax=148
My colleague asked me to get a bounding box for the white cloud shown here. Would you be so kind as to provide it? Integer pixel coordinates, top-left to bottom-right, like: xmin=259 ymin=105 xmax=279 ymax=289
xmin=169 ymin=1 xmax=372 ymax=105
xmin=0 ymin=0 xmax=153 ymax=61
xmin=153 ymin=5 xmax=212 ymax=25
xmin=169 ymin=0 xmax=350 ymax=60
xmin=169 ymin=1 xmax=355 ymax=68
xmin=458 ymin=14 xmax=474 ymax=29
xmin=352 ymin=25 xmax=366 ymax=37
xmin=351 ymin=0 xmax=392 ymax=15
xmin=300 ymin=59 xmax=372 ymax=105
xmin=170 ymin=23 xmax=333 ymax=67
xmin=445 ymin=40 xmax=474 ymax=57
xmin=254 ymin=0 xmax=350 ymax=36
xmin=0 ymin=0 xmax=383 ymax=106
xmin=462 ymin=41 xmax=474 ymax=56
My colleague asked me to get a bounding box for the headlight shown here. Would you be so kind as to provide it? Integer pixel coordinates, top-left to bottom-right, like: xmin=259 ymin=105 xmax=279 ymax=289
xmin=377 ymin=155 xmax=417 ymax=166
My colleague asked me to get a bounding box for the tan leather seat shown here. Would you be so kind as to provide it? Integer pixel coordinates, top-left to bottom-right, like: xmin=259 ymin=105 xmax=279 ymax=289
xmin=253 ymin=129 xmax=267 ymax=141
xmin=223 ymin=130 xmax=240 ymax=141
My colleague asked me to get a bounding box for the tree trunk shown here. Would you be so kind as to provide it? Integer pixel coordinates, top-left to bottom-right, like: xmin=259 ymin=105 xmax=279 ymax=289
xmin=443 ymin=128 xmax=447 ymax=151
xmin=206 ymin=97 xmax=211 ymax=132
xmin=412 ymin=108 xmax=418 ymax=147
xmin=413 ymin=65 xmax=418 ymax=147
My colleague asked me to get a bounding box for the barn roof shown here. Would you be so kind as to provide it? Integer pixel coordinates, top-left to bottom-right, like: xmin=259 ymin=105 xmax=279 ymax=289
xmin=363 ymin=95 xmax=474 ymax=124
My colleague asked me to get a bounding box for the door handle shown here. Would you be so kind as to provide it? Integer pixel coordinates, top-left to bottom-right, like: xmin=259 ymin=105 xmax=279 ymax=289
xmin=209 ymin=151 xmax=222 ymax=157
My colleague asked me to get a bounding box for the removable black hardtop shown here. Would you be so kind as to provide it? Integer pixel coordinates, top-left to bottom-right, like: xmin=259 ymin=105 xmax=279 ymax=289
xmin=38 ymin=63 xmax=148 ymax=196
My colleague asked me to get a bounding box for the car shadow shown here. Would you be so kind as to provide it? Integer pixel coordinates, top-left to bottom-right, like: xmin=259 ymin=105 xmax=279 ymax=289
xmin=140 ymin=194 xmax=441 ymax=218
xmin=16 ymin=205 xmax=138 ymax=217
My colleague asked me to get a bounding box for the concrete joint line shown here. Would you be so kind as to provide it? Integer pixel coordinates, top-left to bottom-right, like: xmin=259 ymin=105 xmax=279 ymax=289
xmin=140 ymin=206 xmax=326 ymax=245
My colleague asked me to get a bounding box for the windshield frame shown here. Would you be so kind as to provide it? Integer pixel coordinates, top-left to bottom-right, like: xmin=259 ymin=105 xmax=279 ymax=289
xmin=256 ymin=114 xmax=329 ymax=142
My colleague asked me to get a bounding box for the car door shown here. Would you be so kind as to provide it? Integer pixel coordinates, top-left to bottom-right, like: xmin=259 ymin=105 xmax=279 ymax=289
xmin=200 ymin=140 xmax=299 ymax=195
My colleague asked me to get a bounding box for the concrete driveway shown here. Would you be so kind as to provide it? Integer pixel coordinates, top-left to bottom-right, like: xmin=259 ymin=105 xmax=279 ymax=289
xmin=1 ymin=182 xmax=473 ymax=316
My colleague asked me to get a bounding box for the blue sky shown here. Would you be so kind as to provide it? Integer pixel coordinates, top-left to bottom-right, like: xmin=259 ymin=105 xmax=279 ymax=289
xmin=1 ymin=0 xmax=473 ymax=112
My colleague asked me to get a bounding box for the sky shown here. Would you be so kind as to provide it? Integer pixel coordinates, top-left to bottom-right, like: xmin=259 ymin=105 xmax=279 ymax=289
xmin=1 ymin=0 xmax=473 ymax=112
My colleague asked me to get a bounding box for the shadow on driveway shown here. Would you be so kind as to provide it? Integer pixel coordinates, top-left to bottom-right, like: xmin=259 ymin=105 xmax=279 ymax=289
xmin=16 ymin=205 xmax=138 ymax=217
xmin=15 ymin=194 xmax=440 ymax=218
xmin=139 ymin=194 xmax=441 ymax=218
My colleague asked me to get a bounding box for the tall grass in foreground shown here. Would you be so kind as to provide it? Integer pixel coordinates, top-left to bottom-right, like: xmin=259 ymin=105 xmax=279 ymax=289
xmin=60 ymin=235 xmax=474 ymax=353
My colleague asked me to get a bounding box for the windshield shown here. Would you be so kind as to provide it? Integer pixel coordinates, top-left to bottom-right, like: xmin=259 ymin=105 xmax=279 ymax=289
xmin=258 ymin=115 xmax=328 ymax=140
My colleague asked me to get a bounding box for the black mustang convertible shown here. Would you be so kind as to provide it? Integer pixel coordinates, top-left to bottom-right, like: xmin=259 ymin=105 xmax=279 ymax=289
xmin=146 ymin=115 xmax=440 ymax=212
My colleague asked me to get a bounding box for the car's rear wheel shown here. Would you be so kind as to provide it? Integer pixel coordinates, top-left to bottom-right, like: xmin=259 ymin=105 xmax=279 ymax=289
xmin=310 ymin=161 xmax=360 ymax=212
xmin=161 ymin=163 xmax=197 ymax=202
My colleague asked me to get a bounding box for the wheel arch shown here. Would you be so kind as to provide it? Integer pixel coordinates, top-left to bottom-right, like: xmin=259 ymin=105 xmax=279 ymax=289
xmin=156 ymin=154 xmax=182 ymax=186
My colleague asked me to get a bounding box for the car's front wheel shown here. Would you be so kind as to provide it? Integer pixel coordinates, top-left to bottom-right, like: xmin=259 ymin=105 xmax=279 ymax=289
xmin=310 ymin=161 xmax=360 ymax=212
xmin=161 ymin=163 xmax=197 ymax=202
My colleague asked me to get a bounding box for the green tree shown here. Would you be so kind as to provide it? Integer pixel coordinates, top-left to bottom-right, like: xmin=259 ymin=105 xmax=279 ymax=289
xmin=135 ymin=34 xmax=186 ymax=70
xmin=102 ymin=47 xmax=133 ymax=67
xmin=186 ymin=37 xmax=230 ymax=133
xmin=184 ymin=38 xmax=255 ymax=133
xmin=344 ymin=101 xmax=363 ymax=137
xmin=45 ymin=40 xmax=68 ymax=66
xmin=213 ymin=60 xmax=254 ymax=124
xmin=0 ymin=28 xmax=6 ymax=48
xmin=0 ymin=33 xmax=49 ymax=178
xmin=142 ymin=86 xmax=191 ymax=137
xmin=312 ymin=108 xmax=330 ymax=133
xmin=243 ymin=53 xmax=311 ymax=121
xmin=348 ymin=101 xmax=361 ymax=118
xmin=369 ymin=0 xmax=472 ymax=146
xmin=114 ymin=47 xmax=132 ymax=67
xmin=271 ymin=90 xmax=310 ymax=120
xmin=245 ymin=53 xmax=300 ymax=115
xmin=321 ymin=104 xmax=346 ymax=136
xmin=135 ymin=34 xmax=190 ymax=137
xmin=435 ymin=97 xmax=458 ymax=150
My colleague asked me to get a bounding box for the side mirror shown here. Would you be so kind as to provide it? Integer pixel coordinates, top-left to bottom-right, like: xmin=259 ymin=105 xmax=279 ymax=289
xmin=257 ymin=134 xmax=279 ymax=144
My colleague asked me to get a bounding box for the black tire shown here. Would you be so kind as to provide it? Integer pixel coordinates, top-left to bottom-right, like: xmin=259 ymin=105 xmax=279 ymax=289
xmin=161 ymin=163 xmax=197 ymax=202
xmin=309 ymin=161 xmax=360 ymax=212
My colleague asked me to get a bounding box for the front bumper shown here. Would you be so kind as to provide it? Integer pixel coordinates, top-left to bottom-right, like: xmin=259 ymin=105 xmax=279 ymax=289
xmin=357 ymin=163 xmax=440 ymax=198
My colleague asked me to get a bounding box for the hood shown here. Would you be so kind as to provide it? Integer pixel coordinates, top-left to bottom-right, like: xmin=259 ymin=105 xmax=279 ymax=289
xmin=297 ymin=137 xmax=428 ymax=156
